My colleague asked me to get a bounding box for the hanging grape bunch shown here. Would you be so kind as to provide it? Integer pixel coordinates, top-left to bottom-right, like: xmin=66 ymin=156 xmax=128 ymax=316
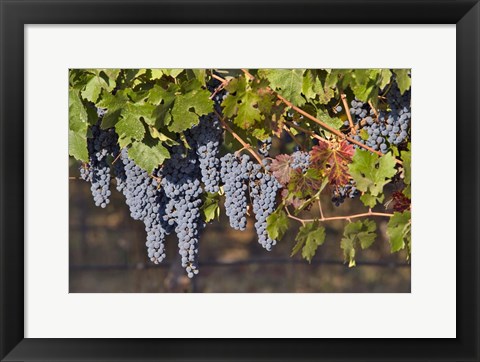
xmin=69 ymin=68 xmax=412 ymax=278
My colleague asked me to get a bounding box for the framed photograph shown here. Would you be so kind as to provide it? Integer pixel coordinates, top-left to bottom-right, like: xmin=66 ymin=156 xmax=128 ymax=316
xmin=1 ymin=0 xmax=478 ymax=361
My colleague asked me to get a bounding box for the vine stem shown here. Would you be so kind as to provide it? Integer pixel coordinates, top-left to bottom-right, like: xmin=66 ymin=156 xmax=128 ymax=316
xmin=340 ymin=92 xmax=356 ymax=135
xmin=368 ymin=101 xmax=379 ymax=118
xmin=211 ymin=73 xmax=226 ymax=83
xmin=209 ymin=83 xmax=226 ymax=100
xmin=111 ymin=151 xmax=122 ymax=165
xmin=238 ymin=69 xmax=403 ymax=165
xmin=317 ymin=199 xmax=325 ymax=220
xmin=286 ymin=207 xmax=305 ymax=226
xmin=287 ymin=210 xmax=394 ymax=224
xmin=284 ymin=120 xmax=331 ymax=145
xmin=215 ymin=111 xmax=264 ymax=165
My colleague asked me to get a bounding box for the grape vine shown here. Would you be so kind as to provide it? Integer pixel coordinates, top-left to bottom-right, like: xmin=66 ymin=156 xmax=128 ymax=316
xmin=69 ymin=68 xmax=412 ymax=278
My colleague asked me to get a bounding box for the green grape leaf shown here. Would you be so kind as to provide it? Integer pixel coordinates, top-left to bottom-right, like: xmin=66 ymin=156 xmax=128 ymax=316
xmin=310 ymin=140 xmax=354 ymax=186
xmin=163 ymin=69 xmax=184 ymax=78
xmin=192 ymin=69 xmax=207 ymax=86
xmin=259 ymin=69 xmax=306 ymax=107
xmin=222 ymin=76 xmax=263 ymax=129
xmin=115 ymin=111 xmax=146 ymax=149
xmin=266 ymin=209 xmax=289 ymax=241
xmin=68 ymin=130 xmax=88 ymax=162
xmin=128 ymin=140 xmax=170 ymax=174
xmin=316 ymin=108 xmax=343 ymax=134
xmin=292 ymin=221 xmax=325 ymax=262
xmin=387 ymin=211 xmax=411 ymax=252
xmin=148 ymin=83 xmax=179 ymax=106
xmin=346 ymin=70 xmax=379 ymax=103
xmin=349 ymin=149 xmax=397 ymax=197
xmin=97 ymin=90 xmax=129 ymax=129
xmin=379 ymin=69 xmax=393 ymax=90
xmin=302 ymin=69 xmax=320 ymax=101
xmin=393 ymin=69 xmax=411 ymax=94
xmin=201 ymin=192 xmax=221 ymax=222
xmin=81 ymin=69 xmax=117 ymax=103
xmin=302 ymin=70 xmax=335 ymax=105
xmin=360 ymin=193 xmax=384 ymax=209
xmin=401 ymin=149 xmax=411 ymax=198
xmin=69 ymin=89 xmax=88 ymax=132
xmin=169 ymin=87 xmax=213 ymax=133
xmin=340 ymin=219 xmax=377 ymax=267
xmin=234 ymin=92 xmax=263 ymax=129
xmin=151 ymin=69 xmax=184 ymax=80
xmin=289 ymin=168 xmax=324 ymax=198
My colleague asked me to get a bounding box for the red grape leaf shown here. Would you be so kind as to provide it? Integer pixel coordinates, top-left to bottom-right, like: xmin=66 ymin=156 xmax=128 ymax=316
xmin=271 ymin=154 xmax=293 ymax=186
xmin=281 ymin=188 xmax=304 ymax=208
xmin=310 ymin=140 xmax=354 ymax=186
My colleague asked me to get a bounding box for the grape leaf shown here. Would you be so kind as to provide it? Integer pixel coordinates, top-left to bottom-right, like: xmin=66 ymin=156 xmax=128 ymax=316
xmin=310 ymin=140 xmax=354 ymax=186
xmin=234 ymin=92 xmax=263 ymax=129
xmin=69 ymin=89 xmax=88 ymax=132
xmin=291 ymin=221 xmax=325 ymax=262
xmin=360 ymin=193 xmax=384 ymax=209
xmin=270 ymin=154 xmax=293 ymax=186
xmin=191 ymin=69 xmax=207 ymax=86
xmin=266 ymin=209 xmax=289 ymax=241
xmin=124 ymin=102 xmax=156 ymax=126
xmin=349 ymin=69 xmax=380 ymax=103
xmin=151 ymin=69 xmax=184 ymax=80
xmin=149 ymin=84 xmax=178 ymax=129
xmin=169 ymin=87 xmax=213 ymax=133
xmin=81 ymin=69 xmax=117 ymax=103
xmin=281 ymin=189 xmax=304 ymax=209
xmin=259 ymin=69 xmax=306 ymax=107
xmin=97 ymin=90 xmax=128 ymax=129
xmin=128 ymin=140 xmax=170 ymax=173
xmin=162 ymin=69 xmax=184 ymax=78
xmin=379 ymin=69 xmax=393 ymax=90
xmin=222 ymin=76 xmax=262 ymax=129
xmin=302 ymin=69 xmax=321 ymax=101
xmin=316 ymin=108 xmax=343 ymax=133
xmin=289 ymin=168 xmax=324 ymax=198
xmin=393 ymin=69 xmax=411 ymax=94
xmin=302 ymin=69 xmax=335 ymax=104
xmin=340 ymin=219 xmax=376 ymax=267
xmin=115 ymin=112 xmax=146 ymax=149
xmin=201 ymin=192 xmax=220 ymax=223
xmin=387 ymin=211 xmax=411 ymax=252
xmin=148 ymin=83 xmax=179 ymax=106
xmin=401 ymin=149 xmax=411 ymax=198
xmin=68 ymin=130 xmax=88 ymax=162
xmin=348 ymin=150 xmax=396 ymax=207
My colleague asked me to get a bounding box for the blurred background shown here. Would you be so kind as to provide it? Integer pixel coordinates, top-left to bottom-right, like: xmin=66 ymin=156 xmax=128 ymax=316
xmin=69 ymin=162 xmax=411 ymax=293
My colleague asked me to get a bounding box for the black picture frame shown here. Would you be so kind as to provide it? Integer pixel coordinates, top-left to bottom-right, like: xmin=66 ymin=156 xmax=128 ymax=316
xmin=1 ymin=0 xmax=479 ymax=361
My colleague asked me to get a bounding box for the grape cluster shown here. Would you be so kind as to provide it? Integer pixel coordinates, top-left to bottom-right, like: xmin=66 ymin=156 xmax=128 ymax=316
xmin=188 ymin=114 xmax=223 ymax=193
xmin=219 ymin=153 xmax=281 ymax=250
xmin=160 ymin=145 xmax=204 ymax=278
xmin=220 ymin=153 xmax=249 ymax=230
xmin=382 ymin=83 xmax=411 ymax=146
xmin=348 ymin=99 xmax=374 ymax=126
xmin=331 ymin=180 xmax=360 ymax=207
xmin=82 ymin=113 xmax=120 ymax=208
xmin=350 ymin=83 xmax=411 ymax=153
xmin=291 ymin=151 xmax=310 ymax=172
xmin=249 ymin=166 xmax=281 ymax=251
xmin=115 ymin=149 xmax=171 ymax=264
